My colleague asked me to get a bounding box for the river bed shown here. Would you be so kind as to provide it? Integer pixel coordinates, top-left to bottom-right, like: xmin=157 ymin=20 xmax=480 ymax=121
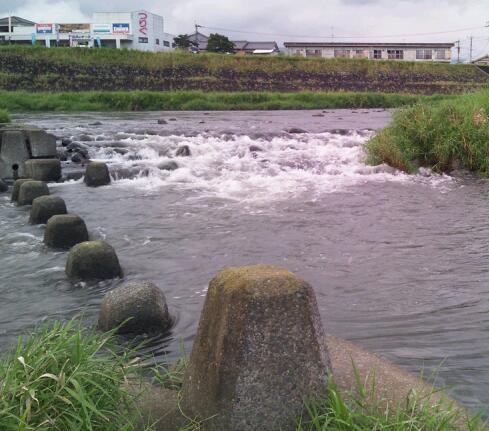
xmin=1 ymin=109 xmax=489 ymax=413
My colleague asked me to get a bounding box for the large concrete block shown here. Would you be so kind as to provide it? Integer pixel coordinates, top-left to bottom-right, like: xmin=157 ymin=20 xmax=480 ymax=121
xmin=26 ymin=129 xmax=57 ymax=158
xmin=17 ymin=181 xmax=49 ymax=206
xmin=25 ymin=159 xmax=61 ymax=182
xmin=44 ymin=214 xmax=89 ymax=249
xmin=182 ymin=265 xmax=330 ymax=431
xmin=0 ymin=131 xmax=30 ymax=178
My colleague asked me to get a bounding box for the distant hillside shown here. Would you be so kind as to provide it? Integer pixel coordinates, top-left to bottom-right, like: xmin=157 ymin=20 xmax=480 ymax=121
xmin=0 ymin=46 xmax=488 ymax=94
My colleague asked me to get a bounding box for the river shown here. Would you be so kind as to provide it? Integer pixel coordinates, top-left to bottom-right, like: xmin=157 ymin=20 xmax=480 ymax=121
xmin=1 ymin=109 xmax=488 ymax=413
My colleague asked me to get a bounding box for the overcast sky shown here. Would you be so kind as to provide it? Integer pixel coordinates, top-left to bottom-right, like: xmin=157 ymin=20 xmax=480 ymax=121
xmin=1 ymin=0 xmax=488 ymax=60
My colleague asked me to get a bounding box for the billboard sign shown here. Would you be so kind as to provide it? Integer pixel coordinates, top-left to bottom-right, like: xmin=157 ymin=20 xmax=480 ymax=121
xmin=138 ymin=12 xmax=148 ymax=36
xmin=36 ymin=23 xmax=53 ymax=34
xmin=59 ymin=23 xmax=90 ymax=34
xmin=93 ymin=24 xmax=111 ymax=34
xmin=112 ymin=23 xmax=130 ymax=34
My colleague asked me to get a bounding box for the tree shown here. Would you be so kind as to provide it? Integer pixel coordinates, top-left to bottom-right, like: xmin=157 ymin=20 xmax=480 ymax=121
xmin=173 ymin=34 xmax=197 ymax=50
xmin=207 ymin=33 xmax=234 ymax=53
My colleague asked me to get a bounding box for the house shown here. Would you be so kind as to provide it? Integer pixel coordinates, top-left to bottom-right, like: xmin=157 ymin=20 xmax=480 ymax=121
xmin=284 ymin=42 xmax=454 ymax=62
xmin=0 ymin=16 xmax=36 ymax=43
xmin=188 ymin=32 xmax=279 ymax=55
xmin=472 ymin=55 xmax=489 ymax=66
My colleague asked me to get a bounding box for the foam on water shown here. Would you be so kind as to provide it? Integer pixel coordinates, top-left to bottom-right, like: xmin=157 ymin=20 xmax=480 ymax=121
xmin=84 ymin=131 xmax=453 ymax=202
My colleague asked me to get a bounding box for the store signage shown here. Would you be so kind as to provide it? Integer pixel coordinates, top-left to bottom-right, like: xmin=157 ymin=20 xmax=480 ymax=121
xmin=138 ymin=12 xmax=148 ymax=36
xmin=112 ymin=23 xmax=130 ymax=34
xmin=36 ymin=23 xmax=53 ymax=34
xmin=93 ymin=24 xmax=111 ymax=34
xmin=59 ymin=23 xmax=90 ymax=34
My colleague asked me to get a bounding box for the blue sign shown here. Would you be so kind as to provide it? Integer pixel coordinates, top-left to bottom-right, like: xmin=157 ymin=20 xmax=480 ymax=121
xmin=112 ymin=23 xmax=130 ymax=34
xmin=31 ymin=33 xmax=37 ymax=45
xmin=96 ymin=37 xmax=101 ymax=48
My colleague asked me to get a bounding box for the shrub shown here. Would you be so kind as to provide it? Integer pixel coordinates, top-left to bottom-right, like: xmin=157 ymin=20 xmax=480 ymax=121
xmin=0 ymin=108 xmax=10 ymax=123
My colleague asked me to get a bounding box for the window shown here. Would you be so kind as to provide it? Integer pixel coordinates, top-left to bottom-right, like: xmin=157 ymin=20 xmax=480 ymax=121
xmin=163 ymin=40 xmax=170 ymax=47
xmin=172 ymin=42 xmax=176 ymax=48
xmin=435 ymin=49 xmax=446 ymax=60
xmin=334 ymin=49 xmax=350 ymax=58
xmin=416 ymin=49 xmax=432 ymax=60
xmin=138 ymin=37 xmax=148 ymax=43
xmin=353 ymin=49 xmax=367 ymax=58
xmin=373 ymin=49 xmax=382 ymax=59
xmin=155 ymin=38 xmax=160 ymax=45
xmin=295 ymin=49 xmax=302 ymax=56
xmin=306 ymin=49 xmax=322 ymax=57
xmin=387 ymin=50 xmax=404 ymax=60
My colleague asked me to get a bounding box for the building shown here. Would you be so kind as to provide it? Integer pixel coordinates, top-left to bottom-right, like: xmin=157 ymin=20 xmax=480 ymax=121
xmin=284 ymin=42 xmax=454 ymax=62
xmin=472 ymin=54 xmax=489 ymax=66
xmin=188 ymin=31 xmax=279 ymax=55
xmin=0 ymin=10 xmax=175 ymax=51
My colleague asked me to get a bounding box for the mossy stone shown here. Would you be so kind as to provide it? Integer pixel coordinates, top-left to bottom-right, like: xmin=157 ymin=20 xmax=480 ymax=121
xmin=44 ymin=214 xmax=88 ymax=249
xmin=181 ymin=265 xmax=330 ymax=431
xmin=84 ymin=161 xmax=111 ymax=187
xmin=65 ymin=240 xmax=122 ymax=280
xmin=11 ymin=178 xmax=32 ymax=202
xmin=17 ymin=181 xmax=49 ymax=206
xmin=98 ymin=282 xmax=172 ymax=334
xmin=30 ymin=195 xmax=67 ymax=224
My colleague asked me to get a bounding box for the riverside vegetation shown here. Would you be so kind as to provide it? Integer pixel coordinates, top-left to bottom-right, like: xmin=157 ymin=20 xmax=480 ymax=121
xmin=365 ymin=89 xmax=489 ymax=176
xmin=0 ymin=319 xmax=484 ymax=431
xmin=0 ymin=109 xmax=10 ymax=123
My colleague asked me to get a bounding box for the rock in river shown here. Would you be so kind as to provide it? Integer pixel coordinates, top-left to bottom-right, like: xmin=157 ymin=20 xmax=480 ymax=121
xmin=84 ymin=161 xmax=111 ymax=187
xmin=30 ymin=195 xmax=67 ymax=225
xmin=44 ymin=214 xmax=89 ymax=249
xmin=17 ymin=181 xmax=49 ymax=206
xmin=98 ymin=282 xmax=172 ymax=334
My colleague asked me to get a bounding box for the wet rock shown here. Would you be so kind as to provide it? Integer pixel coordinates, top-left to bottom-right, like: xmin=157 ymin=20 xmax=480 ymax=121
xmin=199 ymin=121 xmax=205 ymax=124
xmin=249 ymin=145 xmax=264 ymax=153
xmin=157 ymin=119 xmax=168 ymax=125
xmin=61 ymin=138 xmax=72 ymax=147
xmin=84 ymin=161 xmax=111 ymax=187
xmin=44 ymin=214 xmax=89 ymax=249
xmin=78 ymin=134 xmax=94 ymax=142
xmin=158 ymin=161 xmax=178 ymax=171
xmin=113 ymin=148 xmax=129 ymax=155
xmin=182 ymin=265 xmax=330 ymax=431
xmin=25 ymin=159 xmax=62 ymax=182
xmin=176 ymin=145 xmax=191 ymax=157
xmin=30 ymin=195 xmax=67 ymax=225
xmin=169 ymin=118 xmax=177 ymax=121
xmin=67 ymin=142 xmax=89 ymax=158
xmin=71 ymin=153 xmax=89 ymax=164
xmin=17 ymin=181 xmax=49 ymax=206
xmin=89 ymin=121 xmax=102 ymax=126
xmin=312 ymin=113 xmax=325 ymax=117
xmin=57 ymin=149 xmax=68 ymax=161
xmin=285 ymin=127 xmax=307 ymax=134
xmin=66 ymin=240 xmax=123 ymax=280
xmin=11 ymin=178 xmax=32 ymax=202
xmin=98 ymin=281 xmax=172 ymax=334
xmin=0 ymin=179 xmax=7 ymax=193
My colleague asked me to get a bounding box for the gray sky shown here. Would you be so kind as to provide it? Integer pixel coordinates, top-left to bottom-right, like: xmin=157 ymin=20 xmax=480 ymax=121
xmin=1 ymin=0 xmax=488 ymax=60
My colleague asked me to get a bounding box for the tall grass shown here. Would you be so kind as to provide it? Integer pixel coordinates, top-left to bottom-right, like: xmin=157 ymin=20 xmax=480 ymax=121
xmin=0 ymin=319 xmax=152 ymax=431
xmin=365 ymin=89 xmax=489 ymax=176
xmin=0 ymin=90 xmax=451 ymax=112
xmin=297 ymin=376 xmax=485 ymax=431
xmin=0 ymin=108 xmax=10 ymax=122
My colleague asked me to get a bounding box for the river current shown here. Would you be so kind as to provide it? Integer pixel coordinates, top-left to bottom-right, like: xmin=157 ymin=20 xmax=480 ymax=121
xmin=1 ymin=109 xmax=489 ymax=413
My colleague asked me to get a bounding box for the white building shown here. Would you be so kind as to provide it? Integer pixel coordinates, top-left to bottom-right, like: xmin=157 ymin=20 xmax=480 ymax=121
xmin=0 ymin=11 xmax=175 ymax=51
xmin=284 ymin=42 xmax=454 ymax=62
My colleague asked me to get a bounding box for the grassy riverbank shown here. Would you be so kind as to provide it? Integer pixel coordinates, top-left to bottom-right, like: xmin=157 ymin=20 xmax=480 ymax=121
xmin=0 ymin=319 xmax=484 ymax=431
xmin=0 ymin=109 xmax=10 ymax=123
xmin=0 ymin=90 xmax=451 ymax=112
xmin=366 ymin=89 xmax=489 ymax=176
xmin=1 ymin=46 xmax=487 ymax=93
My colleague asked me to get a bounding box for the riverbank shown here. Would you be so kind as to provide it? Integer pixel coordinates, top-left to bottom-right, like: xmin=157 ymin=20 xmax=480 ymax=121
xmin=1 ymin=46 xmax=488 ymax=94
xmin=365 ymin=89 xmax=489 ymax=176
xmin=0 ymin=90 xmax=452 ymax=112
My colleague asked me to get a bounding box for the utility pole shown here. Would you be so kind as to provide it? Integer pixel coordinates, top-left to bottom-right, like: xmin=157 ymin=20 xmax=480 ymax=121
xmin=8 ymin=11 xmax=11 ymax=44
xmin=455 ymin=40 xmax=460 ymax=63
xmin=469 ymin=36 xmax=473 ymax=63
xmin=195 ymin=23 xmax=202 ymax=35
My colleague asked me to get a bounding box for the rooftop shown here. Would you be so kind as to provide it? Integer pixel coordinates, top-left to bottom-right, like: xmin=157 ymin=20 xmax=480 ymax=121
xmin=284 ymin=42 xmax=455 ymax=48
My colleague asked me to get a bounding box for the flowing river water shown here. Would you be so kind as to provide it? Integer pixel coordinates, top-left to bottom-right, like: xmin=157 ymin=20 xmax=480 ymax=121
xmin=1 ymin=109 xmax=489 ymax=413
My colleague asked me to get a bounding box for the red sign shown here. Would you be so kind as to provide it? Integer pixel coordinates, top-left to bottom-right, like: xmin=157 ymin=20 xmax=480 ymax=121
xmin=138 ymin=12 xmax=148 ymax=36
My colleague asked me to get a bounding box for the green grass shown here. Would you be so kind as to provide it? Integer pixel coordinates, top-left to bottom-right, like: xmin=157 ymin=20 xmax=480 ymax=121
xmin=0 ymin=90 xmax=453 ymax=112
xmin=365 ymin=89 xmax=489 ymax=176
xmin=0 ymin=108 xmax=10 ymax=122
xmin=297 ymin=378 xmax=485 ymax=431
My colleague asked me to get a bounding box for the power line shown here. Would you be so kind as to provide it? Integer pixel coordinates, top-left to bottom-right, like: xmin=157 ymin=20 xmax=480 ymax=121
xmin=199 ymin=24 xmax=486 ymax=40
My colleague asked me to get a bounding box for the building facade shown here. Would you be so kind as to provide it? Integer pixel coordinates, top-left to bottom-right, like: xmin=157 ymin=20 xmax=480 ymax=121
xmin=0 ymin=11 xmax=174 ymax=51
xmin=284 ymin=42 xmax=454 ymax=62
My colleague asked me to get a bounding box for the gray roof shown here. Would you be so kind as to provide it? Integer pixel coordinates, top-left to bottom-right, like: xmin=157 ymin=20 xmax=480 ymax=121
xmin=0 ymin=16 xmax=35 ymax=26
xmin=284 ymin=42 xmax=454 ymax=48
xmin=189 ymin=32 xmax=209 ymax=50
xmin=233 ymin=41 xmax=279 ymax=52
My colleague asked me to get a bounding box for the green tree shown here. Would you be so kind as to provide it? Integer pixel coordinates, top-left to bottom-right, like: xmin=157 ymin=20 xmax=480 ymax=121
xmin=207 ymin=33 xmax=235 ymax=53
xmin=173 ymin=34 xmax=197 ymax=50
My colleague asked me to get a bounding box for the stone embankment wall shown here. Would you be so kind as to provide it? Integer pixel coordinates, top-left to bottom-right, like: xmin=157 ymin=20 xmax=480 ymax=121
xmin=1 ymin=51 xmax=488 ymax=94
